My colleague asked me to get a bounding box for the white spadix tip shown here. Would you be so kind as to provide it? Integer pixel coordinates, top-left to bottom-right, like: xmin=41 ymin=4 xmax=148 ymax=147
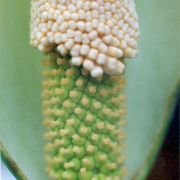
xmin=30 ymin=0 xmax=139 ymax=78
xmin=91 ymin=67 xmax=103 ymax=78
xmin=71 ymin=57 xmax=83 ymax=66
xmin=103 ymin=58 xmax=125 ymax=75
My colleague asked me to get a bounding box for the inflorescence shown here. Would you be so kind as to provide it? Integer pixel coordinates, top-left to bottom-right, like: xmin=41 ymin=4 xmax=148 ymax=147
xmin=30 ymin=0 xmax=139 ymax=78
xmin=42 ymin=57 xmax=127 ymax=179
xmin=30 ymin=1 xmax=139 ymax=179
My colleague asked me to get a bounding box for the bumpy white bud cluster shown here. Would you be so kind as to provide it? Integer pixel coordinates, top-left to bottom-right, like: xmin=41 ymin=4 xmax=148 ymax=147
xmin=30 ymin=0 xmax=139 ymax=78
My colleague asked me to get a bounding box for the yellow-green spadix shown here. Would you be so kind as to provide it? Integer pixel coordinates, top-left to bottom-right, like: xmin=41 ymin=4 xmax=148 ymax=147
xmin=30 ymin=0 xmax=139 ymax=179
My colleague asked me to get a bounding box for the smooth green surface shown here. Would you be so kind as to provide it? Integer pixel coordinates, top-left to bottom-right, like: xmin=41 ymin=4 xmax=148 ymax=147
xmin=126 ymin=1 xmax=180 ymax=179
xmin=0 ymin=0 xmax=179 ymax=180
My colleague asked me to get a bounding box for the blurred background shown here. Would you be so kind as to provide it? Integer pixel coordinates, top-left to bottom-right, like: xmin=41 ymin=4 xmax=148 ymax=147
xmin=0 ymin=0 xmax=179 ymax=180
xmin=148 ymin=95 xmax=179 ymax=180
xmin=1 ymin=95 xmax=179 ymax=180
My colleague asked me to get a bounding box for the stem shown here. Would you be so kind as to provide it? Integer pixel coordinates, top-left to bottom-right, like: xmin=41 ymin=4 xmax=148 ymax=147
xmin=0 ymin=141 xmax=27 ymax=180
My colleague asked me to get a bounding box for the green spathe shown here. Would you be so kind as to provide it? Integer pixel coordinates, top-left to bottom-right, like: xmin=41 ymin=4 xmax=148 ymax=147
xmin=0 ymin=0 xmax=179 ymax=180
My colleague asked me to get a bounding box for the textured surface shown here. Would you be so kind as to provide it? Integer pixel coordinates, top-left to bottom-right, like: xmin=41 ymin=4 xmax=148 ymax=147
xmin=30 ymin=0 xmax=139 ymax=77
xmin=42 ymin=57 xmax=126 ymax=179
xmin=0 ymin=0 xmax=180 ymax=180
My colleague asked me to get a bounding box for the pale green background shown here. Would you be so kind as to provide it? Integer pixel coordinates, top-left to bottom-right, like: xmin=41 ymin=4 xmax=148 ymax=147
xmin=0 ymin=0 xmax=179 ymax=179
